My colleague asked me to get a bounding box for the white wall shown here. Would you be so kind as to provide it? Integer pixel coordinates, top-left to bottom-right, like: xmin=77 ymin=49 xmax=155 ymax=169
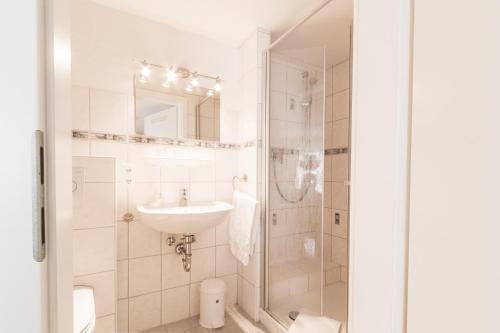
xmin=407 ymin=0 xmax=500 ymax=332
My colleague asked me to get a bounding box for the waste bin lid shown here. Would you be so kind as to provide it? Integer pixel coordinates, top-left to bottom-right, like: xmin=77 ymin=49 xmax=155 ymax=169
xmin=200 ymin=278 xmax=226 ymax=294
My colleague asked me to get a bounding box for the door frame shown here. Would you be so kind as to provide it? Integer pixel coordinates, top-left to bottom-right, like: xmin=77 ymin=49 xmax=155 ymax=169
xmin=45 ymin=0 xmax=73 ymax=332
xmin=348 ymin=0 xmax=413 ymax=332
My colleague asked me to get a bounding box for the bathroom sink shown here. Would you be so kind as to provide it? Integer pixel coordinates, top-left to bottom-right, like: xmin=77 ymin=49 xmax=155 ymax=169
xmin=137 ymin=201 xmax=234 ymax=234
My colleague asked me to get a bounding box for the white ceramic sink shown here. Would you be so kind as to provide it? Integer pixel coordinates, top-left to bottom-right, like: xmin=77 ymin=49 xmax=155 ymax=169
xmin=137 ymin=201 xmax=233 ymax=234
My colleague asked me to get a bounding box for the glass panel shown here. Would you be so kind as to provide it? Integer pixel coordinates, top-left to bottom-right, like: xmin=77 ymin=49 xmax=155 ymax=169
xmin=265 ymin=0 xmax=352 ymax=329
xmin=267 ymin=45 xmax=325 ymax=326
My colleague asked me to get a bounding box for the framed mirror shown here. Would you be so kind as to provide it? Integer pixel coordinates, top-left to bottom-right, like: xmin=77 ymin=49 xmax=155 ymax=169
xmin=134 ymin=69 xmax=221 ymax=142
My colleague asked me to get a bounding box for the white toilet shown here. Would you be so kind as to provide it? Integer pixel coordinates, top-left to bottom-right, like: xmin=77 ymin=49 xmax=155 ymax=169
xmin=73 ymin=286 xmax=96 ymax=333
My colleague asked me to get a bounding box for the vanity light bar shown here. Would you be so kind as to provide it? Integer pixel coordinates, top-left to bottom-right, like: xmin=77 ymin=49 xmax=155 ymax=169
xmin=134 ymin=60 xmax=223 ymax=88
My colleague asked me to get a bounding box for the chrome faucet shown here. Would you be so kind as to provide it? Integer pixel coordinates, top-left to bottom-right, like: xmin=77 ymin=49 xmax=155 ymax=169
xmin=179 ymin=188 xmax=190 ymax=206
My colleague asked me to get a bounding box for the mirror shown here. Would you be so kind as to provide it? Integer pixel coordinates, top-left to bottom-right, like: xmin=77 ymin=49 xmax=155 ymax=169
xmin=134 ymin=76 xmax=220 ymax=141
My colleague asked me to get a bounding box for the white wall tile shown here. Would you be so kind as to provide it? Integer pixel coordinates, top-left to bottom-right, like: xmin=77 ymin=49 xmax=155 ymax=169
xmin=270 ymin=90 xmax=286 ymax=121
xmin=129 ymin=292 xmax=161 ymax=332
xmin=325 ymin=67 xmax=333 ymax=96
xmin=129 ymin=255 xmax=161 ymax=297
xmin=191 ymin=227 xmax=215 ymax=250
xmin=74 ymin=271 xmax=115 ymax=317
xmin=116 ymin=182 xmax=127 ymax=222
xmin=128 ymin=222 xmax=161 ymax=258
xmin=161 ymin=166 xmax=189 ymax=183
xmin=189 ymin=182 xmax=215 ymax=202
xmin=73 ymin=140 xmax=90 ymax=156
xmin=324 ymin=208 xmax=332 ymax=235
xmin=215 ymin=218 xmax=230 ymax=245
xmin=332 ymin=89 xmax=350 ymax=121
xmin=325 ymin=266 xmax=341 ymax=285
xmin=190 ymin=247 xmax=216 ymax=283
xmin=215 ymin=150 xmax=238 ymax=182
xmin=162 ymin=254 xmax=190 ymax=290
xmin=73 ymin=156 xmax=115 ymax=182
xmin=117 ymin=299 xmax=128 ymax=333
xmin=216 ymin=245 xmax=237 ymax=277
xmin=332 ymin=60 xmax=350 ymax=94
xmin=238 ymin=254 xmax=260 ymax=287
xmin=162 ymin=286 xmax=190 ymax=324
xmin=271 ymin=61 xmax=286 ymax=93
xmin=95 ymin=314 xmax=115 ymax=333
xmin=72 ymin=86 xmax=90 ymax=130
xmin=332 ymin=182 xmax=348 ymax=210
xmin=128 ymin=182 xmax=161 ymax=217
xmin=90 ymin=89 xmax=128 ymax=133
xmin=332 ymin=153 xmax=349 ymax=182
xmin=221 ymin=274 xmax=238 ymax=305
xmin=332 ymin=119 xmax=349 ymax=149
xmin=215 ymin=182 xmax=233 ymax=203
xmin=73 ymin=227 xmax=115 ymax=276
xmin=286 ymin=67 xmax=303 ymax=96
xmin=117 ymin=222 xmax=129 ymax=260
xmin=161 ymin=181 xmax=190 ymax=203
xmin=325 ymin=95 xmax=333 ymax=123
xmin=333 ymin=236 xmax=348 ymax=267
xmin=323 ymin=234 xmax=332 ymax=263
xmin=190 ymin=163 xmax=215 ymax=183
xmin=189 ymin=283 xmax=201 ymax=317
xmin=239 ymin=276 xmax=260 ymax=321
xmin=117 ymin=260 xmax=128 ymax=299
xmin=73 ymin=182 xmax=115 ymax=229
xmin=90 ymin=141 xmax=127 ymax=161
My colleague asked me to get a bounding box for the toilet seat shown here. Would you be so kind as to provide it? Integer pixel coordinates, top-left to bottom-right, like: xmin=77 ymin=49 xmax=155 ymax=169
xmin=73 ymin=286 xmax=96 ymax=333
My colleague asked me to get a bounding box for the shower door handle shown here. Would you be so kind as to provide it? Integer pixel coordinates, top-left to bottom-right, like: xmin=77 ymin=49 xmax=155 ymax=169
xmin=32 ymin=130 xmax=46 ymax=262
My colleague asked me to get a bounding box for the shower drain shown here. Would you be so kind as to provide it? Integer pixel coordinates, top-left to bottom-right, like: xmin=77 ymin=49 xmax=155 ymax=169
xmin=288 ymin=311 xmax=300 ymax=321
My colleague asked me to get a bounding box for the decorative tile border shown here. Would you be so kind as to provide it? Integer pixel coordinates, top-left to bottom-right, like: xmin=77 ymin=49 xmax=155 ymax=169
xmin=325 ymin=147 xmax=349 ymax=155
xmin=72 ymin=130 xmax=347 ymax=154
xmin=72 ymin=130 xmax=256 ymax=150
xmin=271 ymin=146 xmax=349 ymax=156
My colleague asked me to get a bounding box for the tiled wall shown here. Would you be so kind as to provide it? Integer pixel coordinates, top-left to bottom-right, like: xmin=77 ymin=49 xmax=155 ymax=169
xmin=71 ymin=1 xmax=271 ymax=329
xmin=235 ymin=30 xmax=270 ymax=321
xmin=267 ymin=54 xmax=324 ymax=310
xmin=324 ymin=60 xmax=350 ymax=284
xmin=73 ymin=157 xmax=117 ymax=332
xmin=72 ymin=86 xmax=240 ymax=332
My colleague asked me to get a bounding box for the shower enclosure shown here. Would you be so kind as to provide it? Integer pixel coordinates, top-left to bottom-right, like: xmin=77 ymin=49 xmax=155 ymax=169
xmin=262 ymin=1 xmax=352 ymax=329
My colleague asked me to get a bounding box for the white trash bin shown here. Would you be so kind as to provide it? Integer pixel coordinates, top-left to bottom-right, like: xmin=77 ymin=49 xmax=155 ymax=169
xmin=199 ymin=278 xmax=225 ymax=329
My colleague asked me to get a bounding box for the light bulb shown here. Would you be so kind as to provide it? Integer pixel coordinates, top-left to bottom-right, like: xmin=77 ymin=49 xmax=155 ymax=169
xmin=207 ymin=89 xmax=214 ymax=97
xmin=166 ymin=68 xmax=176 ymax=81
xmin=191 ymin=73 xmax=200 ymax=87
xmin=141 ymin=65 xmax=151 ymax=77
xmin=185 ymin=85 xmax=193 ymax=92
xmin=214 ymin=79 xmax=222 ymax=91
xmin=138 ymin=75 xmax=148 ymax=83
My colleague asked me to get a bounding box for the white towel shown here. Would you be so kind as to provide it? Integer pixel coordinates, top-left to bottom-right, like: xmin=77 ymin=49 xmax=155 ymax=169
xmin=287 ymin=313 xmax=342 ymax=333
xmin=229 ymin=191 xmax=259 ymax=266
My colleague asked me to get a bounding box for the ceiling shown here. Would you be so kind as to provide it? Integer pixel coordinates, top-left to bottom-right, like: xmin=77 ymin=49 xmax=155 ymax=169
xmin=89 ymin=0 xmax=338 ymax=47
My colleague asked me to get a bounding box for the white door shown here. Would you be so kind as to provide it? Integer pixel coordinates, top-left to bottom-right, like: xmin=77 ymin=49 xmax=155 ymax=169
xmin=0 ymin=1 xmax=48 ymax=332
xmin=408 ymin=0 xmax=500 ymax=332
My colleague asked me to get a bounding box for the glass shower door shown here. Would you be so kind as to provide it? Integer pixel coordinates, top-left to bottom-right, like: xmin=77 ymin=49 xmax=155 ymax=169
xmin=265 ymin=45 xmax=326 ymax=327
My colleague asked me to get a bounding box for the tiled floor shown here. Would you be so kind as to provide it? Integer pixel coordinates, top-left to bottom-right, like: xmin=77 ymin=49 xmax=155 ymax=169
xmin=142 ymin=315 xmax=246 ymax=333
